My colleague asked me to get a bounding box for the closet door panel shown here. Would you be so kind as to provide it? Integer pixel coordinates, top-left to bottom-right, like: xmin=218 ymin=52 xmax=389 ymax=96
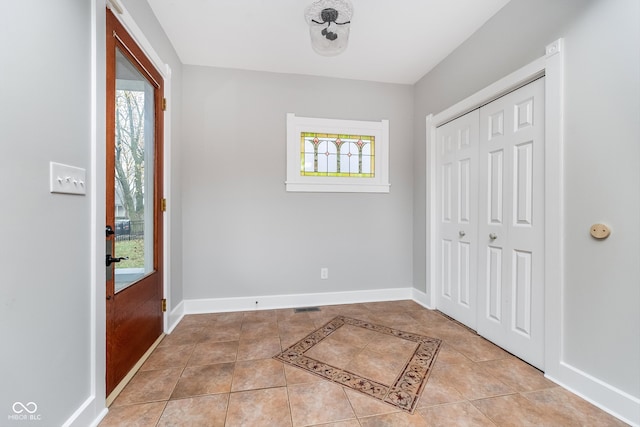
xmin=477 ymin=78 xmax=545 ymax=370
xmin=436 ymin=109 xmax=479 ymax=329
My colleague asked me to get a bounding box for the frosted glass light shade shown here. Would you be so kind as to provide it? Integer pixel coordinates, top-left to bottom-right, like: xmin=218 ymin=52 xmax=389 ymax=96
xmin=304 ymin=0 xmax=353 ymax=56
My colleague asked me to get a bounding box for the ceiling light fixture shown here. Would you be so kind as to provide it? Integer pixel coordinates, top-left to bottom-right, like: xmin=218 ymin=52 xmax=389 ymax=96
xmin=304 ymin=0 xmax=353 ymax=56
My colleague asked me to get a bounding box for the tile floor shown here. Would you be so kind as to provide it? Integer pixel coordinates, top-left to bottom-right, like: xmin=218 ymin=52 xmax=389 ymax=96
xmin=99 ymin=300 xmax=628 ymax=426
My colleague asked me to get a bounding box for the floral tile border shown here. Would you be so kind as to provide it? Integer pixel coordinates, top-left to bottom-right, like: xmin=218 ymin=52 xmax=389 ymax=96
xmin=273 ymin=316 xmax=441 ymax=413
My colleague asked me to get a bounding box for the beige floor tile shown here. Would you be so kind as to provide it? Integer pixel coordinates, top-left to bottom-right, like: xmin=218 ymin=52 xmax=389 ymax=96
xmin=200 ymin=327 xmax=241 ymax=343
xmin=421 ymin=321 xmax=477 ymax=342
xmin=359 ymin=411 xmax=430 ymax=426
xmin=140 ymin=344 xmax=194 ymax=371
xmin=288 ymin=381 xmax=355 ymax=426
xmin=211 ymin=318 xmax=244 ymax=334
xmin=240 ymin=320 xmax=279 ymax=339
xmin=226 ymin=387 xmax=292 ymax=427
xmin=447 ymin=335 xmax=511 ymax=362
xmin=177 ymin=313 xmax=221 ymax=328
xmin=436 ymin=361 xmax=514 ymax=400
xmin=104 ymin=302 xmax=627 ymax=427
xmin=283 ymin=364 xmax=324 ymax=385
xmin=430 ymin=343 xmax=472 ymax=366
xmin=328 ymin=304 xmax=373 ymax=317
xmin=231 ymin=358 xmax=286 ymax=391
xmin=279 ymin=331 xmax=313 ymax=350
xmin=275 ymin=308 xmax=311 ymax=321
xmin=242 ymin=310 xmax=278 ymax=322
xmin=237 ymin=335 xmax=282 ymax=361
xmin=372 ymin=312 xmax=421 ymax=328
xmin=308 ymin=312 xmax=344 ymax=328
xmin=472 ymin=393 xmax=571 ymax=426
xmin=417 ymin=401 xmax=497 ymax=427
xmin=187 ymin=340 xmax=238 ymax=367
xmin=111 ymin=368 xmax=182 ymax=406
xmin=521 ymin=387 xmax=629 ymax=426
xmin=407 ymin=309 xmax=451 ymax=327
xmin=364 ymin=300 xmax=415 ymax=313
xmin=344 ymin=388 xmax=400 ymax=418
xmin=171 ymin=362 xmax=234 ymax=399
xmin=305 ymin=338 xmax=363 ymax=369
xmin=328 ymin=324 xmax=379 ymax=347
xmin=346 ymin=349 xmax=405 ymax=385
xmin=213 ymin=312 xmax=245 ymax=324
xmin=478 ymin=358 xmax=555 ymax=392
xmin=158 ymin=326 xmax=209 ymax=347
xmin=98 ymin=401 xmax=165 ymax=427
xmin=417 ymin=368 xmax=466 ymax=407
xmin=365 ymin=330 xmax=418 ymax=359
xmin=277 ymin=319 xmax=317 ymax=336
xmin=310 ymin=421 xmax=360 ymax=427
xmin=157 ymin=394 xmax=228 ymax=427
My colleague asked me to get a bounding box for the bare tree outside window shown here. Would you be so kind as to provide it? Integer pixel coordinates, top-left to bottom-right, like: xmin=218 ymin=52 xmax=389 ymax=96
xmin=115 ymin=89 xmax=145 ymax=222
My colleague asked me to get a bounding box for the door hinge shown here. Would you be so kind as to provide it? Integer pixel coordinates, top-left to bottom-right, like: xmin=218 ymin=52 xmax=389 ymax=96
xmin=162 ymin=298 xmax=167 ymax=312
xmin=161 ymin=198 xmax=167 ymax=212
xmin=161 ymin=98 xmax=167 ymax=111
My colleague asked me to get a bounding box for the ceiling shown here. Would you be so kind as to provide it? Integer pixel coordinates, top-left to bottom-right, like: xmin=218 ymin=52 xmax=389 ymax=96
xmin=147 ymin=0 xmax=511 ymax=85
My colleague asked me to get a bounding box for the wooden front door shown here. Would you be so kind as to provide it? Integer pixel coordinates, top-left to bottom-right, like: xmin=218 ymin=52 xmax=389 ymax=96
xmin=105 ymin=9 xmax=164 ymax=397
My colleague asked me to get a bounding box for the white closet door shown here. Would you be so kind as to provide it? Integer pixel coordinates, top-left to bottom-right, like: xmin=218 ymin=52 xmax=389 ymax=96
xmin=477 ymin=78 xmax=545 ymax=369
xmin=436 ymin=109 xmax=479 ymax=329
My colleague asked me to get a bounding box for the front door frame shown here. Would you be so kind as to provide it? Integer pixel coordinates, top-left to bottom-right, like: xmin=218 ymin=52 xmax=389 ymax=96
xmin=97 ymin=0 xmax=173 ymax=407
xmin=104 ymin=2 xmax=173 ymax=331
xmin=426 ymin=39 xmax=564 ymax=380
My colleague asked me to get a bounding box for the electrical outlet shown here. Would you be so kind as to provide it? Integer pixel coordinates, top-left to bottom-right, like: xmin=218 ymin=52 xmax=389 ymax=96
xmin=320 ymin=268 xmax=329 ymax=280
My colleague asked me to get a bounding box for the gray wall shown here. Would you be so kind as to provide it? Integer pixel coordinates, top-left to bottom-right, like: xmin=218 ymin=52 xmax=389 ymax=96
xmin=0 ymin=1 xmax=183 ymax=425
xmin=413 ymin=0 xmax=639 ymax=402
xmin=0 ymin=1 xmax=93 ymax=425
xmin=121 ymin=0 xmax=184 ymax=312
xmin=181 ymin=67 xmax=414 ymax=300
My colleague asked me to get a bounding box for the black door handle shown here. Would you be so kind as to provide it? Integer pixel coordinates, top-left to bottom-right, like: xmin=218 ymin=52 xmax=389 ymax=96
xmin=106 ymin=225 xmax=115 ymax=237
xmin=106 ymin=255 xmax=128 ymax=266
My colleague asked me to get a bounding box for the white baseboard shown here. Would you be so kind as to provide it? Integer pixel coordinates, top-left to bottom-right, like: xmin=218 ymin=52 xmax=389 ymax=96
xmin=183 ymin=287 xmax=414 ymax=314
xmin=166 ymin=299 xmax=185 ymax=333
xmin=545 ymin=362 xmax=640 ymax=426
xmin=411 ymin=287 xmax=434 ymax=309
xmin=62 ymin=396 xmax=107 ymax=427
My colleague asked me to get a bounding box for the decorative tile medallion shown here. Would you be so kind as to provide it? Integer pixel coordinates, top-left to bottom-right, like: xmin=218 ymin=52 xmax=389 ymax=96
xmin=273 ymin=316 xmax=441 ymax=413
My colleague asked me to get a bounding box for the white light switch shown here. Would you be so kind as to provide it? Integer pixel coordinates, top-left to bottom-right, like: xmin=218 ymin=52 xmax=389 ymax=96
xmin=50 ymin=162 xmax=87 ymax=195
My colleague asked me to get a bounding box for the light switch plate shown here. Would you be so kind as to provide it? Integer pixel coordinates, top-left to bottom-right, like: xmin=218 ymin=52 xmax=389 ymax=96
xmin=50 ymin=162 xmax=87 ymax=195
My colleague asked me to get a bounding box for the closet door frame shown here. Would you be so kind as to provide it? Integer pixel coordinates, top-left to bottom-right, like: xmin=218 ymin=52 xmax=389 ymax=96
xmin=425 ymin=39 xmax=564 ymax=378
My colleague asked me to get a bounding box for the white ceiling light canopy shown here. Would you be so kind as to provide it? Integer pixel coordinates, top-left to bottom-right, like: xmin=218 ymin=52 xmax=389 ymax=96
xmin=304 ymin=0 xmax=353 ymax=56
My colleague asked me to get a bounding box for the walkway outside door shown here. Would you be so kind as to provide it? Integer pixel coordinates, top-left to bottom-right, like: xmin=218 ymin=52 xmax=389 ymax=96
xmin=105 ymin=9 xmax=164 ymax=397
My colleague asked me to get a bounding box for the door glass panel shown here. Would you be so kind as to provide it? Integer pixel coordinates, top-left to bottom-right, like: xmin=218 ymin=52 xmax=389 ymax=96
xmin=114 ymin=48 xmax=155 ymax=293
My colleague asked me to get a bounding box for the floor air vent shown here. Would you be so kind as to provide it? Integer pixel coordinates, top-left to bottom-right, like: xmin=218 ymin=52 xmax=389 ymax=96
xmin=294 ymin=307 xmax=320 ymax=313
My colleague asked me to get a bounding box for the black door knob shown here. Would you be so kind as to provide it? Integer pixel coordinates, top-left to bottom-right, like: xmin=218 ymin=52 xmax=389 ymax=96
xmin=106 ymin=255 xmax=128 ymax=266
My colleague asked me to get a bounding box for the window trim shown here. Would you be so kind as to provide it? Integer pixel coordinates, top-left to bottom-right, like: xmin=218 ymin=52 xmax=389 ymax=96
xmin=285 ymin=113 xmax=390 ymax=193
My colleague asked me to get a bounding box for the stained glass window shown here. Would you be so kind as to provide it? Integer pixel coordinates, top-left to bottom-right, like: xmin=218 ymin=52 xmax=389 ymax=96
xmin=300 ymin=133 xmax=375 ymax=177
xmin=286 ymin=114 xmax=389 ymax=193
